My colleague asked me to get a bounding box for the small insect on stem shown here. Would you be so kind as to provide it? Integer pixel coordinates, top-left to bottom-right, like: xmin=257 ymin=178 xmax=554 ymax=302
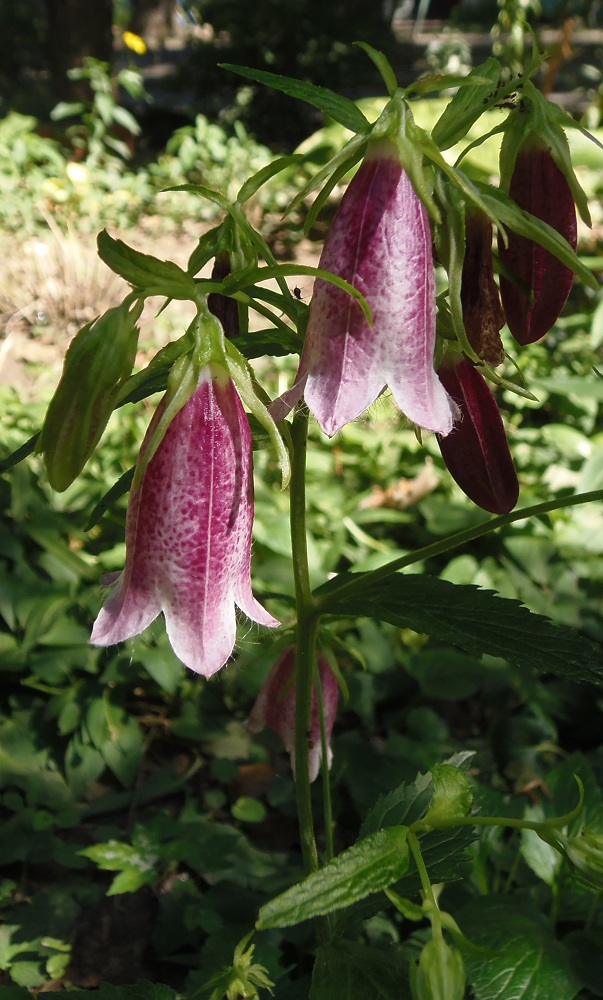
xmin=293 ymin=286 xmax=302 ymax=300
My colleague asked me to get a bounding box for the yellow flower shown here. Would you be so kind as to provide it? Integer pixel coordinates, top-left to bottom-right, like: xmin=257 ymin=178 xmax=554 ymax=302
xmin=123 ymin=31 xmax=147 ymax=55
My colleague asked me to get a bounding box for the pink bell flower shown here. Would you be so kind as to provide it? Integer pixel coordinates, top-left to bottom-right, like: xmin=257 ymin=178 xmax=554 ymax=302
xmin=272 ymin=139 xmax=457 ymax=438
xmin=246 ymin=647 xmax=339 ymax=782
xmin=91 ymin=364 xmax=279 ymax=676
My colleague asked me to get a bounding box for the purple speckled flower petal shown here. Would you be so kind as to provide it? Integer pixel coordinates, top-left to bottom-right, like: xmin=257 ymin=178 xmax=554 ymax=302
xmin=273 ymin=141 xmax=457 ymax=437
xmin=91 ymin=365 xmax=279 ymax=676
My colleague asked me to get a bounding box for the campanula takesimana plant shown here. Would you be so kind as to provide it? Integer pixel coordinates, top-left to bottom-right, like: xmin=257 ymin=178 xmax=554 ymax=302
xmin=28 ymin=40 xmax=603 ymax=1000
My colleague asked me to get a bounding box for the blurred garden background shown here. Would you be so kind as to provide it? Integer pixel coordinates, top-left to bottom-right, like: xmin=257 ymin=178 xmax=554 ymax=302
xmin=1 ymin=1 xmax=603 ymax=997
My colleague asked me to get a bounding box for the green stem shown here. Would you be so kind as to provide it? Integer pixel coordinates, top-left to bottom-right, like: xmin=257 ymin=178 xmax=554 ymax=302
xmin=316 ymin=490 xmax=603 ymax=611
xmin=316 ymin=668 xmax=334 ymax=863
xmin=289 ymin=406 xmax=320 ymax=877
xmin=408 ymin=830 xmax=443 ymax=939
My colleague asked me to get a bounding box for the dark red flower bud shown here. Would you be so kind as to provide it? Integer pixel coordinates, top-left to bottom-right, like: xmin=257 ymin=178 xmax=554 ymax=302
xmin=498 ymin=136 xmax=577 ymax=345
xmin=461 ymin=209 xmax=505 ymax=365
xmin=437 ymin=355 xmax=519 ymax=514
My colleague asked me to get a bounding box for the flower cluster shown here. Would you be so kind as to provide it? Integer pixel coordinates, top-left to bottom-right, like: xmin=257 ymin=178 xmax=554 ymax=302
xmin=77 ymin=74 xmax=584 ymax=774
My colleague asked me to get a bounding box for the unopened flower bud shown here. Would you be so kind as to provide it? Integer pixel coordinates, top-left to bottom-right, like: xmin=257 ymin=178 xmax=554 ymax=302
xmin=39 ymin=299 xmax=142 ymax=491
xmin=437 ymin=354 xmax=519 ymax=514
xmin=246 ymin=647 xmax=338 ymax=782
xmin=461 ymin=209 xmax=505 ymax=366
xmin=498 ymin=135 xmax=577 ymax=344
xmin=410 ymin=937 xmax=466 ymax=1000
xmin=564 ymin=831 xmax=603 ymax=891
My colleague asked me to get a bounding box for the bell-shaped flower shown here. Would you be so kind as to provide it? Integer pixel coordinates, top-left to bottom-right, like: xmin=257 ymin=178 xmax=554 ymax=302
xmin=437 ymin=354 xmax=519 ymax=514
xmin=246 ymin=647 xmax=339 ymax=782
xmin=271 ymin=138 xmax=457 ymax=438
xmin=91 ymin=363 xmax=279 ymax=676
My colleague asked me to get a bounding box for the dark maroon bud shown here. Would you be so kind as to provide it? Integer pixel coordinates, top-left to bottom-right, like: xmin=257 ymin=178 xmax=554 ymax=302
xmin=437 ymin=355 xmax=519 ymax=514
xmin=498 ymin=136 xmax=577 ymax=345
xmin=461 ymin=209 xmax=505 ymax=366
xmin=207 ymin=253 xmax=239 ymax=338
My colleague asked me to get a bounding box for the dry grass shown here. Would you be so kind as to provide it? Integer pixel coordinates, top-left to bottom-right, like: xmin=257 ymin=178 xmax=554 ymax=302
xmin=0 ymin=219 xmax=127 ymax=395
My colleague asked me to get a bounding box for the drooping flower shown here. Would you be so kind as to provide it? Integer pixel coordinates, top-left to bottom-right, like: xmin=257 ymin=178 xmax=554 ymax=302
xmin=91 ymin=363 xmax=279 ymax=676
xmin=498 ymin=134 xmax=577 ymax=344
xmin=246 ymin=647 xmax=339 ymax=782
xmin=437 ymin=354 xmax=519 ymax=514
xmin=271 ymin=138 xmax=457 ymax=438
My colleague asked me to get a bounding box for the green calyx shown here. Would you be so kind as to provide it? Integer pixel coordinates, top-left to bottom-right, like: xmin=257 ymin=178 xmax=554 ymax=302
xmin=133 ymin=298 xmax=290 ymax=491
xmin=498 ymin=80 xmax=592 ymax=226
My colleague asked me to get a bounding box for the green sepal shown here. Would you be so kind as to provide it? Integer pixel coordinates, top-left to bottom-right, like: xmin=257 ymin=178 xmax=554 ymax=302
xmin=187 ymin=221 xmax=228 ymax=277
xmin=85 ymin=466 xmax=135 ymax=530
xmin=115 ymin=326 xmax=196 ymax=407
xmin=132 ymin=306 xmax=225 ymax=487
xmin=221 ymin=262 xmax=373 ymax=325
xmin=97 ymin=229 xmax=197 ymax=299
xmin=477 ymin=183 xmax=598 ymax=289
xmin=39 ymin=297 xmax=143 ymax=492
xmin=431 ymin=57 xmax=503 ymax=150
xmin=433 ymin=175 xmax=480 ymax=363
xmin=354 ymin=41 xmax=398 ymax=96
xmin=384 ymin=888 xmax=425 ymax=922
xmin=498 ymin=80 xmax=592 ymax=226
xmin=224 ymin=339 xmax=291 ymax=489
xmin=287 ymin=131 xmax=369 ymax=219
xmin=372 ymin=92 xmax=441 ymax=221
xmin=373 ymin=91 xmax=499 ymax=226
xmin=422 ymin=765 xmax=474 ymax=830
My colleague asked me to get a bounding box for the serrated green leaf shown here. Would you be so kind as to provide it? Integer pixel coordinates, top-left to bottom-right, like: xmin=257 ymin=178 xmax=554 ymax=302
xmin=257 ymin=827 xmax=409 ymax=929
xmin=460 ymin=900 xmax=582 ymax=1000
xmin=423 ymin=764 xmax=473 ymax=827
xmin=310 ymin=941 xmax=410 ymax=1000
xmin=361 ymin=770 xmax=433 ymax=838
xmin=219 ymin=64 xmax=370 ymax=134
xmin=319 ymin=574 xmax=603 ymax=683
xmin=97 ymin=230 xmax=196 ymax=297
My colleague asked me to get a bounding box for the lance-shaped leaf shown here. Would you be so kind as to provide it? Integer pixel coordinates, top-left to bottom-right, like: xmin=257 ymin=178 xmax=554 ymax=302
xmin=97 ymin=230 xmax=197 ymax=299
xmin=431 ymin=57 xmax=503 ymax=150
xmin=219 ymin=63 xmax=370 ymax=134
xmin=437 ymin=354 xmax=519 ymax=514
